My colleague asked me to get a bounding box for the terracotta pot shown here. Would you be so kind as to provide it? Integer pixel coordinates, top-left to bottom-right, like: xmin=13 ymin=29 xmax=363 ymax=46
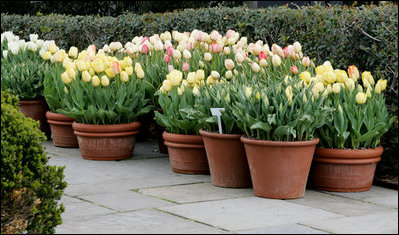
xmin=154 ymin=108 xmax=168 ymax=154
xmin=241 ymin=136 xmax=319 ymax=199
xmin=72 ymin=122 xmax=141 ymax=161
xmin=309 ymin=146 xmax=383 ymax=192
xmin=163 ymin=131 xmax=209 ymax=174
xmin=200 ymin=129 xmax=251 ymax=188
xmin=18 ymin=99 xmax=50 ymax=138
xmin=46 ymin=111 xmax=78 ymax=148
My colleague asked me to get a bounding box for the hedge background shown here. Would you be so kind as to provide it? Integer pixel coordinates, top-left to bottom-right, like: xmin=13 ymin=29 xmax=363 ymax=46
xmin=1 ymin=3 xmax=398 ymax=177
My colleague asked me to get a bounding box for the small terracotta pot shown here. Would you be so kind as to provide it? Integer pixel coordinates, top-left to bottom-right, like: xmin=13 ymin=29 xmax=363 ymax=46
xmin=241 ymin=136 xmax=319 ymax=199
xmin=46 ymin=111 xmax=78 ymax=148
xmin=200 ymin=129 xmax=251 ymax=188
xmin=18 ymin=99 xmax=50 ymax=138
xmin=72 ymin=122 xmax=141 ymax=161
xmin=309 ymin=146 xmax=383 ymax=192
xmin=154 ymin=108 xmax=168 ymax=154
xmin=163 ymin=131 xmax=209 ymax=174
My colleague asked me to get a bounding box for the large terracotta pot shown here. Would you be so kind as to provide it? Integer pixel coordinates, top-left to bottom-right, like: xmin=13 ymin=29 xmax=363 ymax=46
xmin=46 ymin=111 xmax=78 ymax=148
xmin=18 ymin=99 xmax=50 ymax=138
xmin=72 ymin=122 xmax=141 ymax=160
xmin=241 ymin=136 xmax=319 ymax=199
xmin=163 ymin=131 xmax=209 ymax=174
xmin=309 ymin=146 xmax=383 ymax=192
xmin=200 ymin=129 xmax=251 ymax=188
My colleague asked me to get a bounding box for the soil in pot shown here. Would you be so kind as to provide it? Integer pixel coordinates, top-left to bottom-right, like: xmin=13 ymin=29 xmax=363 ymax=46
xmin=309 ymin=146 xmax=383 ymax=192
xmin=200 ymin=129 xmax=251 ymax=188
xmin=72 ymin=122 xmax=141 ymax=161
xmin=163 ymin=131 xmax=209 ymax=174
xmin=241 ymin=136 xmax=319 ymax=199
xmin=46 ymin=111 xmax=78 ymax=148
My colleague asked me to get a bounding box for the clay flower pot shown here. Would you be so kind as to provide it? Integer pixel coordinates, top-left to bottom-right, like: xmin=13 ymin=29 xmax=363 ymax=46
xmin=18 ymin=99 xmax=50 ymax=137
xmin=200 ymin=129 xmax=251 ymax=188
xmin=241 ymin=136 xmax=319 ymax=199
xmin=46 ymin=111 xmax=78 ymax=148
xmin=309 ymin=146 xmax=383 ymax=192
xmin=163 ymin=131 xmax=209 ymax=174
xmin=72 ymin=121 xmax=141 ymax=161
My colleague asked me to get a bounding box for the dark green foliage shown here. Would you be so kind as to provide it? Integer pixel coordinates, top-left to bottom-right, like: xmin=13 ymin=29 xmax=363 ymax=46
xmin=1 ymin=91 xmax=67 ymax=234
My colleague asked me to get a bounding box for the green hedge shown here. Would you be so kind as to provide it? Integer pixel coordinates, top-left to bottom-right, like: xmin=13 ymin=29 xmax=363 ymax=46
xmin=1 ymin=3 xmax=398 ymax=175
xmin=1 ymin=91 xmax=67 ymax=234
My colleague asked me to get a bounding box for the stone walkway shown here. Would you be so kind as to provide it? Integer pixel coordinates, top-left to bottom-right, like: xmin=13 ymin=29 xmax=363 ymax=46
xmin=44 ymin=139 xmax=398 ymax=234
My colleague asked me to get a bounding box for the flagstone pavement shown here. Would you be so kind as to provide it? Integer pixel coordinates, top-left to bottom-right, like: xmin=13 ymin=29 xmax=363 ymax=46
xmin=43 ymin=139 xmax=398 ymax=234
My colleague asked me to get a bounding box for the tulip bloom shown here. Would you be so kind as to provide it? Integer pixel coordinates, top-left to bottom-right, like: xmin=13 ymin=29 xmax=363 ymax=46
xmin=224 ymin=59 xmax=235 ymax=70
xmin=163 ymin=54 xmax=171 ymax=63
xmin=182 ymin=62 xmax=190 ymax=72
xmin=290 ymin=65 xmax=298 ymax=74
xmin=258 ymin=51 xmax=267 ymax=61
xmin=141 ymin=44 xmax=149 ymax=54
xmin=272 ymin=55 xmax=281 ymax=66
xmin=356 ymin=91 xmax=367 ymax=104
xmin=348 ymin=65 xmax=360 ymax=80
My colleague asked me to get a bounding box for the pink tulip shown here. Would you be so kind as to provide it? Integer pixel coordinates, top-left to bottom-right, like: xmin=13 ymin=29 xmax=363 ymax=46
xmin=166 ymin=46 xmax=174 ymax=57
xmin=226 ymin=29 xmax=234 ymax=38
xmin=182 ymin=62 xmax=190 ymax=72
xmin=283 ymin=46 xmax=294 ymax=58
xmin=290 ymin=65 xmax=298 ymax=74
xmin=258 ymin=51 xmax=267 ymax=60
xmin=141 ymin=44 xmax=149 ymax=54
xmin=141 ymin=36 xmax=149 ymax=44
xmin=163 ymin=54 xmax=171 ymax=63
xmin=210 ymin=43 xmax=222 ymax=53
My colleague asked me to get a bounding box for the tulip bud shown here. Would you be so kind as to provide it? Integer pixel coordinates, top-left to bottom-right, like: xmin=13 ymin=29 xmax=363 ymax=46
xmin=290 ymin=65 xmax=298 ymax=75
xmin=245 ymin=86 xmax=252 ymax=98
xmin=183 ymin=49 xmax=191 ymax=60
xmin=120 ymin=71 xmax=129 ymax=82
xmin=225 ymin=70 xmax=233 ymax=79
xmin=302 ymin=56 xmax=310 ymax=67
xmin=101 ymin=75 xmax=110 ymax=86
xmin=293 ymin=41 xmax=302 ymax=53
xmin=211 ymin=71 xmax=220 ymax=80
xmin=332 ymin=83 xmax=341 ymax=94
xmin=61 ymin=72 xmax=71 ymax=84
xmin=348 ymin=65 xmax=360 ymax=80
xmin=204 ymin=52 xmax=212 ymax=62
xmin=259 ymin=59 xmax=268 ymax=68
xmin=82 ymin=70 xmax=91 ymax=82
xmin=223 ymin=46 xmax=231 ymax=55
xmin=173 ymin=49 xmax=181 ymax=60
xmin=182 ymin=62 xmax=190 ymax=72
xmin=68 ymin=46 xmax=78 ymax=58
xmin=187 ymin=72 xmax=197 ymax=84
xmin=224 ymin=59 xmax=235 ymax=71
xmin=141 ymin=44 xmax=149 ymax=54
xmin=251 ymin=62 xmax=260 ymax=73
xmin=272 ymin=55 xmax=281 ymax=66
xmin=196 ymin=70 xmax=205 ymax=81
xmin=192 ymin=85 xmax=200 ymax=96
xmin=356 ymin=91 xmax=367 ymax=104
xmin=235 ymin=53 xmax=245 ymax=64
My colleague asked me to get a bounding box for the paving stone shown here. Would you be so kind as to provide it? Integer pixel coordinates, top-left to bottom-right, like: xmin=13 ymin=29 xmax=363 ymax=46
xmin=237 ymin=223 xmax=329 ymax=234
xmin=56 ymin=209 xmax=228 ymax=234
xmin=290 ymin=190 xmax=393 ymax=216
xmin=301 ymin=211 xmax=398 ymax=234
xmin=139 ymin=182 xmax=253 ymax=204
xmin=324 ymin=186 xmax=398 ymax=209
xmin=60 ymin=201 xmax=115 ymax=223
xmin=77 ymin=191 xmax=173 ymax=212
xmin=160 ymin=197 xmax=343 ymax=231
xmin=59 ymin=195 xmax=84 ymax=205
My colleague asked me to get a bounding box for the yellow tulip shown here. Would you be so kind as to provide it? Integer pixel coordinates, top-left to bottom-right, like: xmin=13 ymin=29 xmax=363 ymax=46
xmin=356 ymin=92 xmax=367 ymax=104
xmin=91 ymin=75 xmax=100 ymax=87
xmin=345 ymin=79 xmax=355 ymax=91
xmin=82 ymin=70 xmax=91 ymax=82
xmin=136 ymin=68 xmax=145 ymax=79
xmin=41 ymin=51 xmax=51 ymax=60
xmin=332 ymin=83 xmax=341 ymax=94
xmin=362 ymin=71 xmax=375 ymax=86
xmin=66 ymin=67 xmax=76 ymax=80
xmin=49 ymin=42 xmax=58 ymax=54
xmin=192 ymin=85 xmax=200 ymax=96
xmin=101 ymin=75 xmax=110 ymax=86
xmin=123 ymin=56 xmax=133 ymax=66
xmin=76 ymin=60 xmax=87 ymax=71
xmin=245 ymin=86 xmax=252 ymax=98
xmin=366 ymin=87 xmax=372 ymax=98
xmin=61 ymin=72 xmax=71 ymax=84
xmin=162 ymin=79 xmax=172 ymax=92
xmin=187 ymin=72 xmax=197 ymax=84
xmin=196 ymin=70 xmax=205 ymax=81
xmin=68 ymin=46 xmax=78 ymax=58
xmin=375 ymin=82 xmax=382 ymax=94
xmin=88 ymin=68 xmax=95 ymax=76
xmin=120 ymin=71 xmax=129 ymax=82
xmin=125 ymin=66 xmax=133 ymax=76
xmin=323 ymin=71 xmax=336 ymax=84
xmin=300 ymin=71 xmax=312 ymax=84
xmin=335 ymin=70 xmax=348 ymax=83
xmin=92 ymin=58 xmax=105 ymax=73
xmin=105 ymin=68 xmax=115 ymax=78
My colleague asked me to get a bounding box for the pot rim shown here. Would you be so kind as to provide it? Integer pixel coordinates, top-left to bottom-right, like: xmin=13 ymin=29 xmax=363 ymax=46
xmin=199 ymin=129 xmax=242 ymax=139
xmin=18 ymin=100 xmax=45 ymax=104
xmin=163 ymin=131 xmax=204 ymax=144
xmin=46 ymin=111 xmax=75 ymax=122
xmin=315 ymin=146 xmax=383 ymax=160
xmin=240 ymin=136 xmax=319 ymax=147
xmin=72 ymin=121 xmax=141 ymax=133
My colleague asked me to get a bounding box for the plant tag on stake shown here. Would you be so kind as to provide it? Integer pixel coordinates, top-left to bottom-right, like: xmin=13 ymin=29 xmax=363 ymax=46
xmin=210 ymin=108 xmax=225 ymax=134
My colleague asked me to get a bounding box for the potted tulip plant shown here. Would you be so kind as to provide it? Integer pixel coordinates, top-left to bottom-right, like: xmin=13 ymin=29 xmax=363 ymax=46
xmin=232 ymin=79 xmax=333 ymax=199
xmin=1 ymin=32 xmax=54 ymax=138
xmin=56 ymin=50 xmax=152 ymax=160
xmin=309 ymin=65 xmax=396 ymax=192
xmin=189 ymin=82 xmax=252 ymax=188
xmin=154 ymin=69 xmax=209 ymax=174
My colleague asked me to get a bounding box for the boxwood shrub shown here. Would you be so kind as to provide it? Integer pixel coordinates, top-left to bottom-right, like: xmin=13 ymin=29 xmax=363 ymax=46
xmin=1 ymin=91 xmax=67 ymax=234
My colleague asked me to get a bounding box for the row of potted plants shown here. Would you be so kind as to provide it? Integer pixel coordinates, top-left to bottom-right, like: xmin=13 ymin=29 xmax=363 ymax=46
xmin=1 ymin=30 xmax=396 ymax=199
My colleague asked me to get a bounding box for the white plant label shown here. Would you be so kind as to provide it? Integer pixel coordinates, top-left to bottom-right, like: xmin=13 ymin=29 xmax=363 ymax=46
xmin=210 ymin=108 xmax=225 ymax=134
